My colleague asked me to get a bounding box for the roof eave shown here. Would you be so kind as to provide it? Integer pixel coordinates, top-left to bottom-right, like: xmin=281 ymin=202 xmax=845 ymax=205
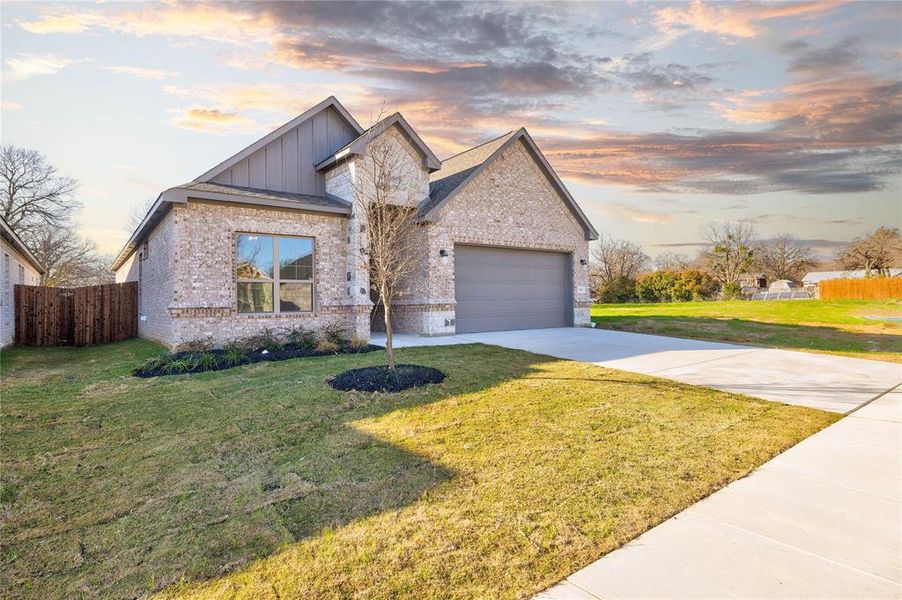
xmin=0 ymin=218 xmax=45 ymax=274
xmin=111 ymin=186 xmax=352 ymax=271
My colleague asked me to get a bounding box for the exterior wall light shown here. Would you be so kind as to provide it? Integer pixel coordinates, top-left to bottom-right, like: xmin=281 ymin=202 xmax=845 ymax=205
xmin=580 ymin=258 xmax=588 ymax=266
xmin=439 ymin=249 xmax=448 ymax=257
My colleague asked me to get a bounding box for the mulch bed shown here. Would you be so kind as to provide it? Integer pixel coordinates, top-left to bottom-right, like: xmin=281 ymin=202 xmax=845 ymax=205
xmin=328 ymin=364 xmax=446 ymax=393
xmin=133 ymin=343 xmax=383 ymax=378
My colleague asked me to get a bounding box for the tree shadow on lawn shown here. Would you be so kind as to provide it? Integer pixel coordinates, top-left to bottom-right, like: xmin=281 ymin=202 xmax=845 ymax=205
xmin=593 ymin=315 xmax=902 ymax=359
xmin=0 ymin=341 xmax=550 ymax=599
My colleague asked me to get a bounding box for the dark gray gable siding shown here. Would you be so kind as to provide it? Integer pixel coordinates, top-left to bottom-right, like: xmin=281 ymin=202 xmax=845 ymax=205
xmin=208 ymin=106 xmax=358 ymax=196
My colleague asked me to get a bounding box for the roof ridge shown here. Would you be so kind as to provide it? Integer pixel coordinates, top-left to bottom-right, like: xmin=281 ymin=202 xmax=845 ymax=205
xmin=440 ymin=130 xmax=515 ymax=163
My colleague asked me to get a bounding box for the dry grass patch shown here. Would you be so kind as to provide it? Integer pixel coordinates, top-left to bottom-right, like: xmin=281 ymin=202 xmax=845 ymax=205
xmin=0 ymin=339 xmax=837 ymax=599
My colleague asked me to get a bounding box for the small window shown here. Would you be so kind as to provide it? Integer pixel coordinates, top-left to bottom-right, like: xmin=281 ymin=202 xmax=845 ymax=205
xmin=236 ymin=234 xmax=313 ymax=314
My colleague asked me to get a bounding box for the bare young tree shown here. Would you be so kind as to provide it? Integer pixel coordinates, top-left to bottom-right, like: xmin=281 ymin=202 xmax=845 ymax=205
xmin=755 ymin=234 xmax=815 ymax=281
xmin=703 ymin=221 xmax=756 ymax=293
xmin=1 ymin=145 xmax=78 ymax=231
xmin=837 ymin=227 xmax=901 ymax=275
xmin=350 ymin=120 xmax=423 ymax=370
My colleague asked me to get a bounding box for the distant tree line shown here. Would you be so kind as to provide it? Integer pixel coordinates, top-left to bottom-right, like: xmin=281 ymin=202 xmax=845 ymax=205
xmin=590 ymin=223 xmax=901 ymax=303
xmin=1 ymin=145 xmax=114 ymax=287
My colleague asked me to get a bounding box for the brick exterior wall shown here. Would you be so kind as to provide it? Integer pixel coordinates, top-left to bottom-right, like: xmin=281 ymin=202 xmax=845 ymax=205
xmin=397 ymin=138 xmax=592 ymax=334
xmin=116 ymin=125 xmax=592 ymax=347
xmin=114 ymin=209 xmax=177 ymax=346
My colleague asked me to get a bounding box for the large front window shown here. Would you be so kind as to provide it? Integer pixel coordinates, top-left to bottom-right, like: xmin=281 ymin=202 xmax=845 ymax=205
xmin=236 ymin=234 xmax=313 ymax=313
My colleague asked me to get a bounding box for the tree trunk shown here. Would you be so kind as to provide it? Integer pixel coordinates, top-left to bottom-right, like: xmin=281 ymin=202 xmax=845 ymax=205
xmin=383 ymin=298 xmax=395 ymax=370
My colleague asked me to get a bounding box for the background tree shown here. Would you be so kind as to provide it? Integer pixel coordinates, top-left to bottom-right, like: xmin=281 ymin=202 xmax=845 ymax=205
xmin=837 ymin=227 xmax=901 ymax=275
xmin=0 ymin=144 xmax=112 ymax=286
xmin=754 ymin=234 xmax=815 ymax=281
xmin=703 ymin=221 xmax=756 ymax=298
xmin=590 ymin=236 xmax=649 ymax=302
xmin=654 ymin=252 xmax=690 ymax=272
xmin=26 ymin=225 xmax=114 ymax=287
xmin=351 ymin=125 xmax=423 ymax=370
xmin=127 ymin=196 xmax=157 ymax=232
xmin=1 ymin=145 xmax=78 ymax=231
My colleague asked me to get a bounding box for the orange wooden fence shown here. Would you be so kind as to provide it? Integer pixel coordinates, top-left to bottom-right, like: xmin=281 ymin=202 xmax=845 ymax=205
xmin=819 ymin=277 xmax=902 ymax=300
xmin=15 ymin=282 xmax=138 ymax=346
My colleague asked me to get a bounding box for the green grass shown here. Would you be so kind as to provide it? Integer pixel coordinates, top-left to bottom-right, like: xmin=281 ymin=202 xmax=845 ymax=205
xmin=592 ymin=299 xmax=902 ymax=362
xmin=1 ymin=339 xmax=837 ymax=599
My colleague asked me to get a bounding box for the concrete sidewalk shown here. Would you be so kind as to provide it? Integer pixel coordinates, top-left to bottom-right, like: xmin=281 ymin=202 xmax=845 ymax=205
xmin=536 ymin=390 xmax=902 ymax=599
xmin=375 ymin=328 xmax=901 ymax=413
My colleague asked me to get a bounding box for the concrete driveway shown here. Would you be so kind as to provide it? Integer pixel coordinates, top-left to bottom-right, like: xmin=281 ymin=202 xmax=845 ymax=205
xmin=378 ymin=327 xmax=901 ymax=413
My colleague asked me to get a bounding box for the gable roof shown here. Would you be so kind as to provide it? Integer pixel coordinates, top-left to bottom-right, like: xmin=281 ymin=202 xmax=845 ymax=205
xmin=423 ymin=129 xmax=598 ymax=240
xmin=111 ymin=182 xmax=350 ymax=271
xmin=195 ymin=96 xmax=364 ymax=183
xmin=314 ymin=112 xmax=441 ymax=172
xmin=0 ymin=215 xmax=45 ymax=275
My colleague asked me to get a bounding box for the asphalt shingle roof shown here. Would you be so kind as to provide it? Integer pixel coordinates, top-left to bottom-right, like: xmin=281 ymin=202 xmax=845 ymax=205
xmin=178 ymin=181 xmax=351 ymax=210
xmin=423 ymin=131 xmax=517 ymax=214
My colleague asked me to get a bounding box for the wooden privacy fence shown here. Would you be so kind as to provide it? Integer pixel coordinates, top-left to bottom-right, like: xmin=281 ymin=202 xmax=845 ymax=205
xmin=819 ymin=277 xmax=902 ymax=300
xmin=15 ymin=282 xmax=138 ymax=346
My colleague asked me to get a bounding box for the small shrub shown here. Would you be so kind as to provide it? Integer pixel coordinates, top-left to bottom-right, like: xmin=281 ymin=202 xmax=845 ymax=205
xmin=181 ymin=336 xmax=213 ymax=352
xmin=349 ymin=336 xmax=369 ymax=350
xmin=162 ymin=357 xmax=192 ymax=375
xmin=594 ymin=275 xmax=639 ymax=303
xmin=191 ymin=351 xmax=218 ymax=372
xmin=283 ymin=325 xmax=317 ymax=349
xmin=315 ymin=339 xmax=339 ymax=354
xmin=222 ymin=342 xmax=246 ymax=366
xmin=320 ymin=322 xmax=349 ymax=346
xmin=243 ymin=328 xmax=283 ymax=352
xmin=721 ymin=281 xmax=742 ymax=300
xmin=141 ymin=352 xmax=172 ymax=371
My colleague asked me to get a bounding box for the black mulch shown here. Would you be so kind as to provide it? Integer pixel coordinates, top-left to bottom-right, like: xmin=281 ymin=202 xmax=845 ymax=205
xmin=132 ymin=343 xmax=383 ymax=378
xmin=328 ymin=364 xmax=446 ymax=393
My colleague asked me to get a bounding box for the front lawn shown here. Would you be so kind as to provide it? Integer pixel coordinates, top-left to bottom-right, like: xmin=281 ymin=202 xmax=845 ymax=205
xmin=592 ymin=299 xmax=902 ymax=362
xmin=1 ymin=339 xmax=836 ymax=599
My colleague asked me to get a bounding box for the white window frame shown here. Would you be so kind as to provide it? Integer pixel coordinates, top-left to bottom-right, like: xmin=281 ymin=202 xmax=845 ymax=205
xmin=236 ymin=233 xmax=315 ymax=314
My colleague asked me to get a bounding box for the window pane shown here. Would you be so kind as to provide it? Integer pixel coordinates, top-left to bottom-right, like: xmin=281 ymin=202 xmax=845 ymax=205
xmin=238 ymin=282 xmax=273 ymax=313
xmin=279 ymin=237 xmax=313 ymax=281
xmin=236 ymin=235 xmax=273 ymax=279
xmin=279 ymin=282 xmax=312 ymax=312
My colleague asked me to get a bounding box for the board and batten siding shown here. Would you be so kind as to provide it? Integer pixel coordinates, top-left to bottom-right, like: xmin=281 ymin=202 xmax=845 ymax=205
xmin=209 ymin=106 xmax=357 ymax=196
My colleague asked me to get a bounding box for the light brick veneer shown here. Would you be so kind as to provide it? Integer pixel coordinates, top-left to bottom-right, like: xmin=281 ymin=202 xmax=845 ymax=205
xmin=399 ymin=138 xmax=591 ymax=334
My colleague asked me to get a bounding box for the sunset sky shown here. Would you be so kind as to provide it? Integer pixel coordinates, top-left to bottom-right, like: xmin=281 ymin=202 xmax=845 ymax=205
xmin=2 ymin=0 xmax=900 ymax=260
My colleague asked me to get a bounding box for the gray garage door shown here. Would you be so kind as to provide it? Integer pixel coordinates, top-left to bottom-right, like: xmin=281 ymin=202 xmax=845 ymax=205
xmin=454 ymin=245 xmax=572 ymax=334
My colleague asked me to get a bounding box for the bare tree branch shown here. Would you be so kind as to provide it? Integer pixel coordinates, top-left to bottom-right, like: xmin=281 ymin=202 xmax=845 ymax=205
xmin=703 ymin=221 xmax=756 ymax=293
xmin=1 ymin=145 xmax=78 ymax=232
xmin=837 ymin=227 xmax=901 ymax=276
xmin=754 ymin=234 xmax=815 ymax=281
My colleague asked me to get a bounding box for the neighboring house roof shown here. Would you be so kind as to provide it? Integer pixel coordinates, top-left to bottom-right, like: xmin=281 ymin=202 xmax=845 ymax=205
xmin=315 ymin=112 xmax=441 ymax=173
xmin=802 ymin=269 xmax=902 ymax=284
xmin=423 ymin=128 xmax=599 ymax=240
xmin=111 ymin=182 xmax=350 ymax=271
xmin=0 ymin=215 xmax=45 ymax=275
xmin=194 ymin=96 xmax=364 ymax=183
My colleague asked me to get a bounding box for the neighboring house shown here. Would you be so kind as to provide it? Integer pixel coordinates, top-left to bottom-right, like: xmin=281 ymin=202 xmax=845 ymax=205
xmin=113 ymin=96 xmax=597 ymax=349
xmin=1 ymin=216 xmax=45 ymax=348
xmin=738 ymin=272 xmax=767 ymax=297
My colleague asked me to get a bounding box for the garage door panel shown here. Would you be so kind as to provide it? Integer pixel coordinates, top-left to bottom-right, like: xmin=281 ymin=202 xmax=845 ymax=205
xmin=454 ymin=245 xmax=571 ymax=334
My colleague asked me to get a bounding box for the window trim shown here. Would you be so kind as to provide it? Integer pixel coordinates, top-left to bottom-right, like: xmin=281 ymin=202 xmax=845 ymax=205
xmin=235 ymin=232 xmax=315 ymax=314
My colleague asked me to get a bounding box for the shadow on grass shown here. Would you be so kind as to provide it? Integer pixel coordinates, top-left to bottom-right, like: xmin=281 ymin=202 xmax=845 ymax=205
xmin=593 ymin=315 xmax=902 ymax=358
xmin=0 ymin=340 xmax=554 ymax=598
